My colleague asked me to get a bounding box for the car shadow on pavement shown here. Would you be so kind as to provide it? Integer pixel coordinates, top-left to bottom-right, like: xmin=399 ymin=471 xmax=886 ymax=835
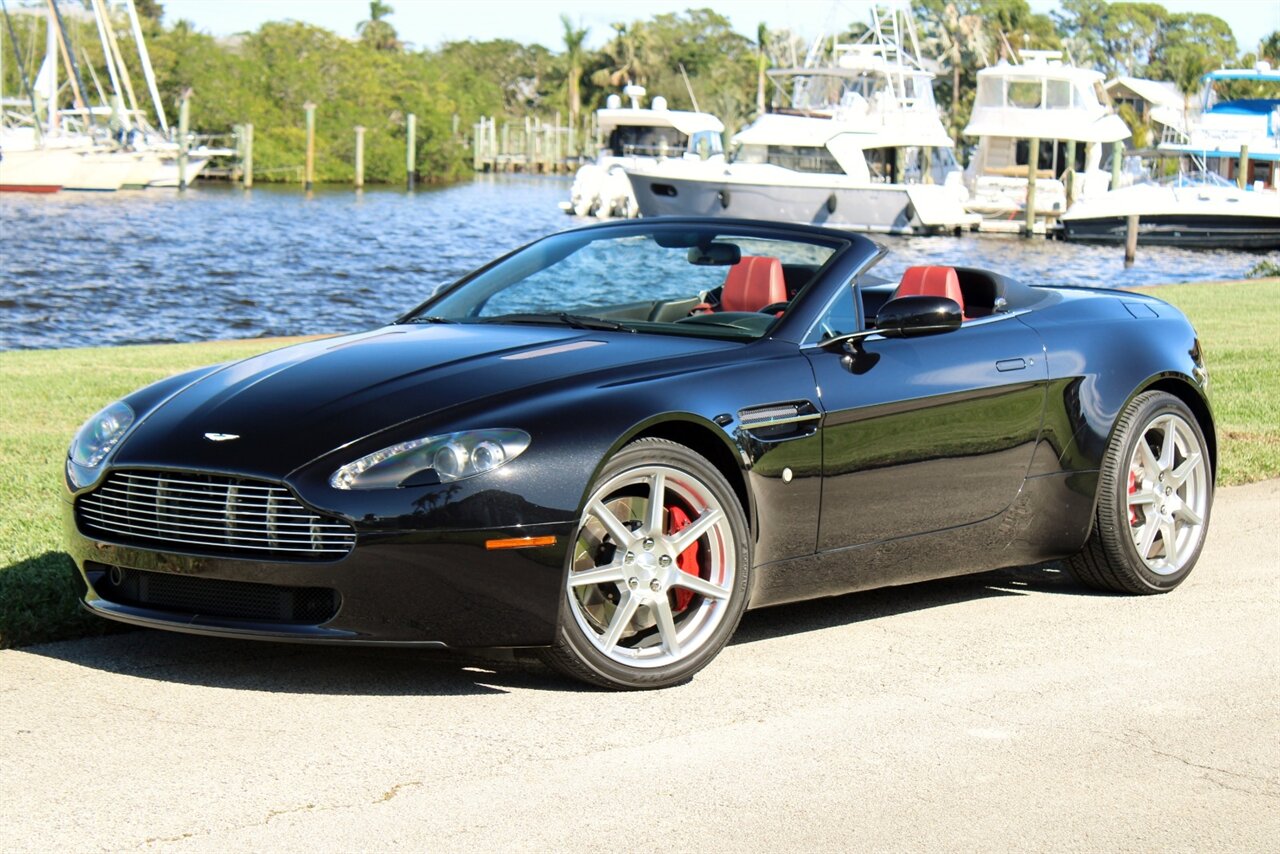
xmin=21 ymin=631 xmax=572 ymax=696
xmin=731 ymin=561 xmax=1092 ymax=646
xmin=21 ymin=563 xmax=1095 ymax=695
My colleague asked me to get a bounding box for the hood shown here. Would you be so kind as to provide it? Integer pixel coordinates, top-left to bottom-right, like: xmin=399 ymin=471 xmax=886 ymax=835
xmin=111 ymin=324 xmax=738 ymax=477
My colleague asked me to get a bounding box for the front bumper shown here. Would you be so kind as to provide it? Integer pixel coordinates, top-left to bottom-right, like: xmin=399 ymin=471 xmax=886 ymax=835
xmin=63 ymin=500 xmax=575 ymax=648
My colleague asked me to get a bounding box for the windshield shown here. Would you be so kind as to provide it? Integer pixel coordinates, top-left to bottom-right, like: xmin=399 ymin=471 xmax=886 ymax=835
xmin=605 ymin=124 xmax=689 ymax=157
xmin=406 ymin=225 xmax=844 ymax=341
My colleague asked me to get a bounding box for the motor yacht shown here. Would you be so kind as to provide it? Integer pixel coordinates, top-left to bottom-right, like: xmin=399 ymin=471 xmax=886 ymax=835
xmin=1152 ymin=62 xmax=1279 ymax=190
xmin=1060 ymin=171 xmax=1279 ymax=249
xmin=963 ymin=50 xmax=1129 ymax=226
xmin=622 ymin=8 xmax=977 ymax=235
xmin=563 ymin=85 xmax=725 ymax=218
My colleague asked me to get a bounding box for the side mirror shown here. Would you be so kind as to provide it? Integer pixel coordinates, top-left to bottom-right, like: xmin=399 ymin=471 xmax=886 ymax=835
xmin=874 ymin=295 xmax=963 ymax=338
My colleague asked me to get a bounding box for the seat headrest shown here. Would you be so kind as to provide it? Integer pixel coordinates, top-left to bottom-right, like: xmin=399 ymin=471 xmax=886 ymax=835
xmin=893 ymin=266 xmax=965 ymax=317
xmin=721 ymin=256 xmax=786 ymax=313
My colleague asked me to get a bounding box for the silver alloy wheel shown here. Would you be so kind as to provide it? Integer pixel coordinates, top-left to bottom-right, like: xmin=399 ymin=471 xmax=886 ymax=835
xmin=567 ymin=464 xmax=736 ymax=668
xmin=1126 ymin=412 xmax=1208 ymax=575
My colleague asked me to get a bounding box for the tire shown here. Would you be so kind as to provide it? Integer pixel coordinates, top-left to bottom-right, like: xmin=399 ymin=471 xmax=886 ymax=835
xmin=539 ymin=438 xmax=750 ymax=689
xmin=1067 ymin=391 xmax=1213 ymax=594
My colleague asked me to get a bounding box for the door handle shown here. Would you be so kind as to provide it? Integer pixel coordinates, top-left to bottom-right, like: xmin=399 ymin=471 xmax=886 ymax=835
xmin=996 ymin=358 xmax=1026 ymax=372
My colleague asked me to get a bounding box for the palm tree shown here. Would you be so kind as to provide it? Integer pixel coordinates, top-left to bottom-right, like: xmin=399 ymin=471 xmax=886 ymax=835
xmin=756 ymin=23 xmax=769 ymax=115
xmin=921 ymin=2 xmax=990 ymax=144
xmin=561 ymin=15 xmax=589 ymax=128
xmin=592 ymin=23 xmax=650 ymax=90
xmin=358 ymin=1 xmax=400 ymax=51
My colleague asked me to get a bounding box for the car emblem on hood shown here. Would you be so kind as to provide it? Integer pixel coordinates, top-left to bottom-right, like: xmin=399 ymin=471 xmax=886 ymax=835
xmin=203 ymin=433 xmax=240 ymax=442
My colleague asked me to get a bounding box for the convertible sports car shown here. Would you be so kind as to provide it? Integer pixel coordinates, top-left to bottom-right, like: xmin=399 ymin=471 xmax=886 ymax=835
xmin=63 ymin=218 xmax=1215 ymax=689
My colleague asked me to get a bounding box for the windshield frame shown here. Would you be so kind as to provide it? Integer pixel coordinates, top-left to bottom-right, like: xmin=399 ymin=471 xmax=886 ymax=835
xmin=398 ymin=220 xmax=869 ymax=343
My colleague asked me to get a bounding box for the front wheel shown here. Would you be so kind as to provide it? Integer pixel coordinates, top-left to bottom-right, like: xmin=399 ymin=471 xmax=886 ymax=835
xmin=540 ymin=438 xmax=750 ymax=689
xmin=1067 ymin=391 xmax=1213 ymax=593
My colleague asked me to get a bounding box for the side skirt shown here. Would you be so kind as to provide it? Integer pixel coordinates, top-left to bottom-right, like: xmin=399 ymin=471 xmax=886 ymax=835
xmin=747 ymin=471 xmax=1096 ymax=609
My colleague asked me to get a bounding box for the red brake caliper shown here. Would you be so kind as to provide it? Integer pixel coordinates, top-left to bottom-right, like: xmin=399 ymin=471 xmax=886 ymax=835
xmin=666 ymin=505 xmax=703 ymax=612
xmin=1128 ymin=469 xmax=1139 ymax=526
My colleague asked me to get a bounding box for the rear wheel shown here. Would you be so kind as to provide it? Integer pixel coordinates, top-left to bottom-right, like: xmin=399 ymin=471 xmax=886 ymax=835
xmin=1067 ymin=391 xmax=1212 ymax=593
xmin=540 ymin=438 xmax=750 ymax=689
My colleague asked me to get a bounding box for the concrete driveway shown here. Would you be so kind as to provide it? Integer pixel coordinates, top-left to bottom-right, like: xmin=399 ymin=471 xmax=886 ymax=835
xmin=2 ymin=480 xmax=1276 ymax=852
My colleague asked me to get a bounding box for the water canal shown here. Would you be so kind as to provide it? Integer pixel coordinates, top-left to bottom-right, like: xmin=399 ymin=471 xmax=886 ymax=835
xmin=0 ymin=174 xmax=1270 ymax=350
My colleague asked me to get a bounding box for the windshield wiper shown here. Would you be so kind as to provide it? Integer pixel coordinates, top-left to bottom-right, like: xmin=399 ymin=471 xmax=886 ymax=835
xmin=481 ymin=312 xmax=631 ymax=332
xmin=403 ymin=315 xmax=457 ymax=324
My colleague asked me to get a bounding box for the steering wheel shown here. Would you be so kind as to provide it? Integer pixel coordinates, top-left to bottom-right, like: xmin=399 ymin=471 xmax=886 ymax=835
xmin=759 ymin=302 xmax=789 ymax=315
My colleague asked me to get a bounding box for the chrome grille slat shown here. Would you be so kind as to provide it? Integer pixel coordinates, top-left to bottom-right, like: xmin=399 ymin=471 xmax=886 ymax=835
xmin=76 ymin=470 xmax=357 ymax=561
xmin=78 ymin=522 xmax=351 ymax=553
xmin=87 ymin=495 xmax=344 ymax=525
xmin=116 ymin=473 xmax=285 ymax=492
xmin=79 ymin=505 xmax=352 ymax=534
xmin=101 ymin=484 xmax=283 ymax=502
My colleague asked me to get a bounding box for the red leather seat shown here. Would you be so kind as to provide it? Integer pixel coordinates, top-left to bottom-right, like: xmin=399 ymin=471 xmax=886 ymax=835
xmin=720 ymin=256 xmax=786 ymax=312
xmin=892 ymin=265 xmax=967 ymax=318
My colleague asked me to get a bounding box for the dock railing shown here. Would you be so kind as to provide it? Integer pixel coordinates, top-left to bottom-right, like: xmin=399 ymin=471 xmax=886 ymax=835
xmin=472 ymin=113 xmax=598 ymax=173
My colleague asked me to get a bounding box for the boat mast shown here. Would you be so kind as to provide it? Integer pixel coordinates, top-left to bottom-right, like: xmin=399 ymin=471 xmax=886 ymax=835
xmin=45 ymin=0 xmax=92 ymax=127
xmin=43 ymin=2 xmax=58 ymax=133
xmin=96 ymin=0 xmax=143 ymax=122
xmin=124 ymin=0 xmax=166 ymax=134
xmin=89 ymin=0 xmax=125 ymax=110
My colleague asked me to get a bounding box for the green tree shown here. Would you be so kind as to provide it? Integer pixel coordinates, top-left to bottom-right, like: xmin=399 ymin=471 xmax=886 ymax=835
xmin=755 ymin=23 xmax=768 ymax=114
xmin=1150 ymin=13 xmax=1236 ymax=85
xmin=357 ymin=1 xmax=400 ymax=52
xmin=560 ymin=15 xmax=588 ymax=128
xmin=1262 ymin=30 xmax=1280 ymax=63
xmin=919 ymin=1 xmax=992 ymax=143
xmin=134 ymin=0 xmax=164 ymax=20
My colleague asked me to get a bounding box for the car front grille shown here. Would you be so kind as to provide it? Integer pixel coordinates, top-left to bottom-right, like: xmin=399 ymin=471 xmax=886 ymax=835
xmin=89 ymin=564 xmax=340 ymax=624
xmin=76 ymin=470 xmax=356 ymax=561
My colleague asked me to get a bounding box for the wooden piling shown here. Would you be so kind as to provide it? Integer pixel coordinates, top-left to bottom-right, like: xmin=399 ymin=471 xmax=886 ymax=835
xmin=1124 ymin=214 xmax=1139 ymax=267
xmin=242 ymin=122 xmax=254 ymax=189
xmin=303 ymin=101 xmax=316 ymax=191
xmin=555 ymin=111 xmax=562 ymax=168
xmin=1064 ymin=139 xmax=1077 ymax=204
xmin=922 ymin=146 xmax=933 ymax=184
xmin=354 ymin=126 xmax=365 ymax=190
xmin=177 ymin=90 xmax=190 ymax=190
xmin=1110 ymin=140 xmax=1123 ymax=191
xmin=406 ymin=112 xmax=416 ymax=191
xmin=1025 ymin=137 xmax=1038 ymax=236
xmin=1238 ymin=145 xmax=1250 ymax=189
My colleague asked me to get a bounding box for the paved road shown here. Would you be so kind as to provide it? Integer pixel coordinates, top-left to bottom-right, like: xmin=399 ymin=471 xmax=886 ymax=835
xmin=2 ymin=480 xmax=1277 ymax=852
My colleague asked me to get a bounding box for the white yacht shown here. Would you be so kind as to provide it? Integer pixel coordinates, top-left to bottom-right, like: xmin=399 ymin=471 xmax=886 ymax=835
xmin=622 ymin=7 xmax=977 ymax=235
xmin=563 ymin=86 xmax=725 ymax=218
xmin=1060 ymin=171 xmax=1280 ymax=249
xmin=963 ymin=50 xmax=1130 ymax=225
xmin=1152 ymin=62 xmax=1280 ymax=190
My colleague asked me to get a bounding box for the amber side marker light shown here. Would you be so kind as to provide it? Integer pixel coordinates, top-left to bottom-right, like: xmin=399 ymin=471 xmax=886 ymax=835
xmin=485 ymin=535 xmax=557 ymax=551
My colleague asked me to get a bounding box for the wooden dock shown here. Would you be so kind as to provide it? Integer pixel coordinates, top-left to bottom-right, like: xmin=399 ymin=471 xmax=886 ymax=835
xmin=472 ymin=114 xmax=595 ymax=174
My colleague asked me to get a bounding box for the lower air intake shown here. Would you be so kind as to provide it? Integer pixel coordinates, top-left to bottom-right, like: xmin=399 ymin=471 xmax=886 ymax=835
xmin=91 ymin=565 xmax=340 ymax=624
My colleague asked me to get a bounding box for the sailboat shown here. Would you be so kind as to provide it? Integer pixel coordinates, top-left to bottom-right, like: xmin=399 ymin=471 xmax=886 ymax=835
xmin=0 ymin=0 xmax=224 ymax=192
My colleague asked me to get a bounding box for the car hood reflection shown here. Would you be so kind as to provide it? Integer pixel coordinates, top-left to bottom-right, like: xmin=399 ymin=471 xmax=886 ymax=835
xmin=110 ymin=324 xmax=737 ymax=478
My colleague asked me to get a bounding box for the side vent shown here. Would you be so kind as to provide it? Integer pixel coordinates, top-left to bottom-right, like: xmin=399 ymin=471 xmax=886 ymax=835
xmin=737 ymin=401 xmax=821 ymax=441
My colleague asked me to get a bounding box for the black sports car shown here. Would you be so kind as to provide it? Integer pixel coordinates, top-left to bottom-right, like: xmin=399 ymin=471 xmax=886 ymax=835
xmin=63 ymin=218 xmax=1215 ymax=689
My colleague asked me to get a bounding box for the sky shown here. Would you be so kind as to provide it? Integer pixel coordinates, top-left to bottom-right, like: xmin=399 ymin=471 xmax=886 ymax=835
xmin=159 ymin=0 xmax=1280 ymax=55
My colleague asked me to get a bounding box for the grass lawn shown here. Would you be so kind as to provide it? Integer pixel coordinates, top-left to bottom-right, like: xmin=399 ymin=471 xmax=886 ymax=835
xmin=1132 ymin=278 xmax=1280 ymax=487
xmin=1 ymin=277 xmax=1276 ymax=648
xmin=0 ymin=337 xmax=322 ymax=648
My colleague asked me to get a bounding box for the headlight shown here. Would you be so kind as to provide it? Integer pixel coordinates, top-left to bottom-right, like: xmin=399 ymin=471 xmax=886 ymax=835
xmin=67 ymin=400 xmax=135 ymax=488
xmin=329 ymin=428 xmax=530 ymax=490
